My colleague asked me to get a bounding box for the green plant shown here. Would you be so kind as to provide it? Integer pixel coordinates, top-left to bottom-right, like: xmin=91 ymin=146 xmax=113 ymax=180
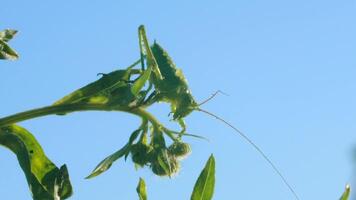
xmin=0 ymin=26 xmax=351 ymax=200
xmin=0 ymin=25 xmax=216 ymax=200
xmin=339 ymin=185 xmax=351 ymax=200
xmin=0 ymin=29 xmax=19 ymax=60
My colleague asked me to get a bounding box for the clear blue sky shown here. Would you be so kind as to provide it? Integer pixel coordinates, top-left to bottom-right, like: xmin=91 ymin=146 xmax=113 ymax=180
xmin=1 ymin=1 xmax=355 ymax=199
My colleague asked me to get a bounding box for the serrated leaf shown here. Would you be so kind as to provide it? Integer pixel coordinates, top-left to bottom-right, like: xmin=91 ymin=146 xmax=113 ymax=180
xmin=0 ymin=29 xmax=17 ymax=42
xmin=339 ymin=184 xmax=351 ymax=200
xmin=0 ymin=125 xmax=72 ymax=200
xmin=86 ymin=144 xmax=130 ymax=179
xmin=131 ymin=67 xmax=151 ymax=96
xmin=190 ymin=154 xmax=215 ymax=200
xmin=136 ymin=178 xmax=147 ymax=200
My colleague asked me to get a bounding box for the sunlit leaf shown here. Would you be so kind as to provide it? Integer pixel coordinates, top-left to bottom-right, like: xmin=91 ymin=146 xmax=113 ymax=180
xmin=0 ymin=39 xmax=19 ymax=60
xmin=86 ymin=144 xmax=130 ymax=179
xmin=136 ymin=178 xmax=147 ymax=200
xmin=53 ymin=61 xmax=144 ymax=110
xmin=0 ymin=125 xmax=72 ymax=200
xmin=190 ymin=154 xmax=215 ymax=200
xmin=0 ymin=29 xmax=19 ymax=60
xmin=0 ymin=29 xmax=17 ymax=42
xmin=53 ymin=69 xmax=131 ymax=106
xmin=339 ymin=184 xmax=351 ymax=200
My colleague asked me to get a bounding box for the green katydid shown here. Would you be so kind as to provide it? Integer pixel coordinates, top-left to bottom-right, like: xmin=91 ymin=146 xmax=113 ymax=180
xmin=138 ymin=25 xmax=300 ymax=200
xmin=0 ymin=25 xmax=301 ymax=200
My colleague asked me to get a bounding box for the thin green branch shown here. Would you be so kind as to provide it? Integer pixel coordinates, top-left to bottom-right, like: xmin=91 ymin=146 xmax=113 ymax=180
xmin=0 ymin=104 xmax=163 ymax=131
xmin=0 ymin=104 xmax=115 ymax=127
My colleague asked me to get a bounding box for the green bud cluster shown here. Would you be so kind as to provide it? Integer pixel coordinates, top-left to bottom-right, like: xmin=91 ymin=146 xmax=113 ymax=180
xmin=168 ymin=141 xmax=191 ymax=159
xmin=150 ymin=149 xmax=180 ymax=176
xmin=129 ymin=129 xmax=192 ymax=177
xmin=130 ymin=143 xmax=153 ymax=167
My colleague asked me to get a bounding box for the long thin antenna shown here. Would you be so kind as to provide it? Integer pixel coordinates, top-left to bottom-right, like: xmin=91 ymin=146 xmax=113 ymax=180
xmin=198 ymin=90 xmax=229 ymax=106
xmin=196 ymin=108 xmax=300 ymax=200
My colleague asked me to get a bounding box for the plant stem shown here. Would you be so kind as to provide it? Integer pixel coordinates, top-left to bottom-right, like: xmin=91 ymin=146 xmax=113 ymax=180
xmin=0 ymin=104 xmax=160 ymax=129
xmin=0 ymin=104 xmax=116 ymax=127
xmin=129 ymin=107 xmax=163 ymax=129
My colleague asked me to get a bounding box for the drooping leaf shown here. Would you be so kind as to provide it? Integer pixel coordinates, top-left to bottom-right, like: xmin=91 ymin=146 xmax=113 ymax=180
xmin=190 ymin=154 xmax=215 ymax=200
xmin=86 ymin=143 xmax=130 ymax=179
xmin=126 ymin=128 xmax=144 ymax=160
xmin=136 ymin=178 xmax=147 ymax=200
xmin=0 ymin=125 xmax=72 ymax=200
xmin=339 ymin=184 xmax=351 ymax=200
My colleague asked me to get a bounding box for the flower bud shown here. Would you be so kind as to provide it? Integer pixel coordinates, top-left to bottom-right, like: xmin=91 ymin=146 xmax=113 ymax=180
xmin=168 ymin=142 xmax=191 ymax=159
xmin=130 ymin=143 xmax=152 ymax=166
xmin=151 ymin=150 xmax=180 ymax=176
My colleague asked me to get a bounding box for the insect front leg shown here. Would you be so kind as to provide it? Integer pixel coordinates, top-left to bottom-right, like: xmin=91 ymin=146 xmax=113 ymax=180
xmin=138 ymin=25 xmax=162 ymax=79
xmin=178 ymin=118 xmax=187 ymax=135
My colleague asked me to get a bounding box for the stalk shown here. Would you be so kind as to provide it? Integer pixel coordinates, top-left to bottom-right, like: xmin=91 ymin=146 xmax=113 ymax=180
xmin=0 ymin=104 xmax=164 ymax=132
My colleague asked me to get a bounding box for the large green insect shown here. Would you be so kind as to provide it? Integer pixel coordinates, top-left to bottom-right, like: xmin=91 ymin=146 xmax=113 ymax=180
xmin=150 ymin=42 xmax=198 ymax=120
xmin=137 ymin=26 xmax=198 ymax=132
xmin=137 ymin=26 xmax=300 ymax=199
xmin=49 ymin=25 xmax=300 ymax=199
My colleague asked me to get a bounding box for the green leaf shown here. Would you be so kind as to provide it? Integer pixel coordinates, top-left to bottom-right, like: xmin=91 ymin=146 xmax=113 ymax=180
xmin=136 ymin=178 xmax=147 ymax=200
xmin=53 ymin=59 xmax=143 ymax=109
xmin=0 ymin=39 xmax=19 ymax=60
xmin=339 ymin=184 xmax=351 ymax=200
xmin=53 ymin=69 xmax=131 ymax=106
xmin=190 ymin=154 xmax=215 ymax=200
xmin=125 ymin=128 xmax=143 ymax=160
xmin=0 ymin=29 xmax=17 ymax=42
xmin=131 ymin=67 xmax=152 ymax=96
xmin=0 ymin=29 xmax=19 ymax=60
xmin=86 ymin=144 xmax=130 ymax=179
xmin=129 ymin=128 xmax=143 ymax=145
xmin=0 ymin=125 xmax=72 ymax=200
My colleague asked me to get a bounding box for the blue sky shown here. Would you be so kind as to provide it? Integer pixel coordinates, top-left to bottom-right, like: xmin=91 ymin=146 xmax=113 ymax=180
xmin=1 ymin=1 xmax=356 ymax=199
